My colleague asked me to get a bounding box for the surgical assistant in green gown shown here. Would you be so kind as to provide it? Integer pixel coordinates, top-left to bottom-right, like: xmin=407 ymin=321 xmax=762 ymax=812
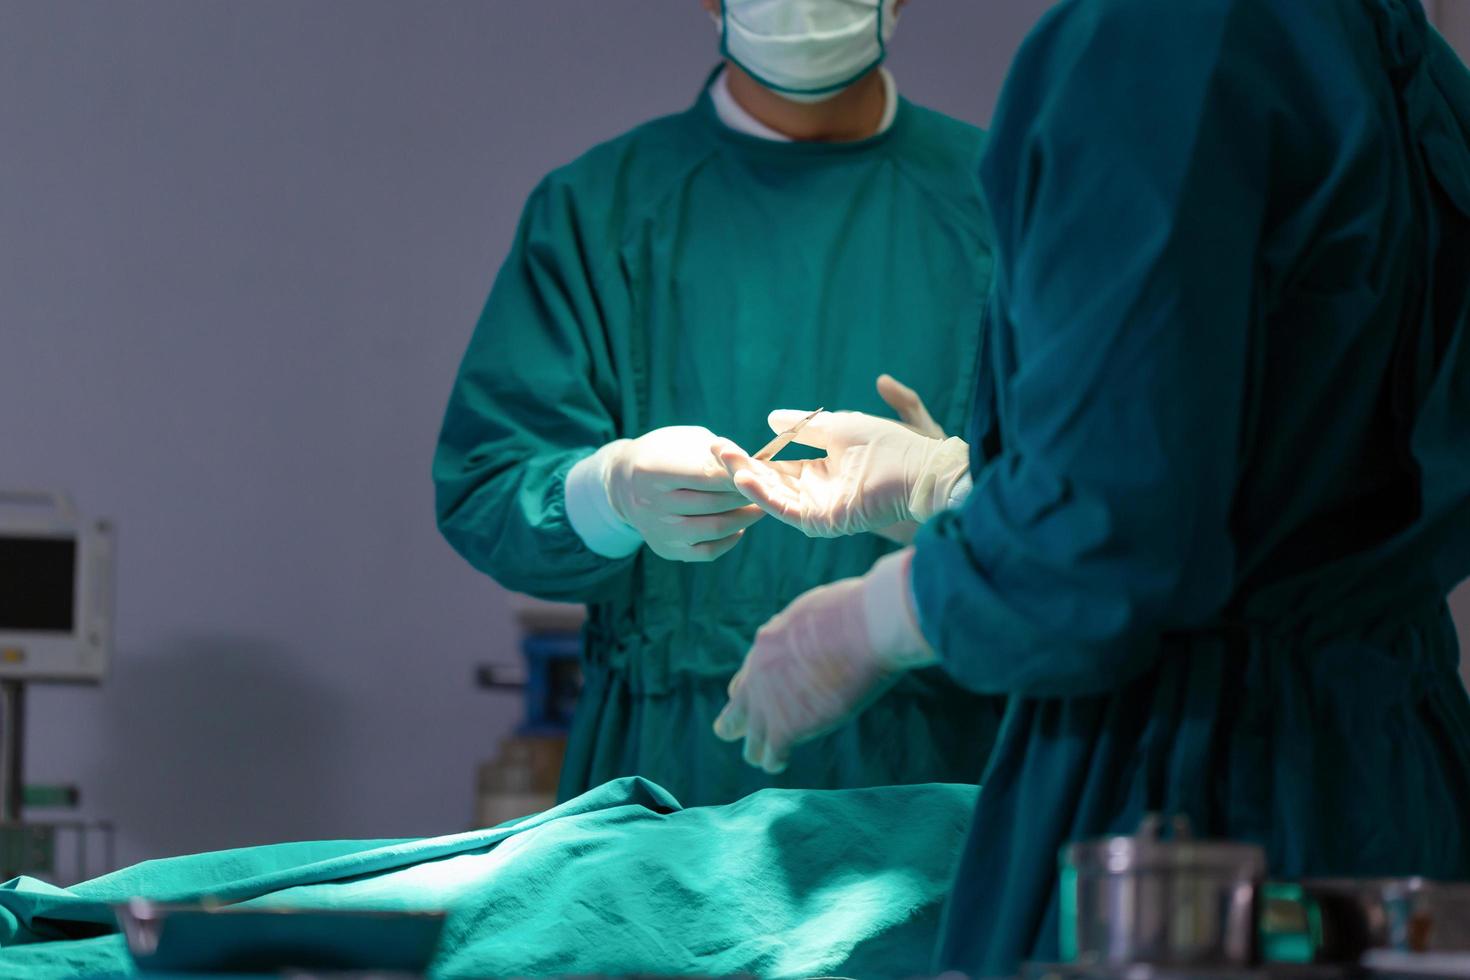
xmin=435 ymin=70 xmax=1000 ymax=805
xmin=908 ymin=0 xmax=1470 ymax=973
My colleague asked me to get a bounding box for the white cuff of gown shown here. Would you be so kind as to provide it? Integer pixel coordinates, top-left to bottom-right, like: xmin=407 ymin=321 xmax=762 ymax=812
xmin=948 ymin=472 xmax=974 ymax=510
xmin=862 ymin=548 xmax=938 ymax=671
xmin=565 ymin=442 xmax=643 ymax=559
xmin=909 ymin=437 xmax=974 ymax=523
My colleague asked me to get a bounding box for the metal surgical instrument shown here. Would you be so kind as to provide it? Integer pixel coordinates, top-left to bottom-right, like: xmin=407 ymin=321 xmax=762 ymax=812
xmin=753 ymin=408 xmax=825 ymax=461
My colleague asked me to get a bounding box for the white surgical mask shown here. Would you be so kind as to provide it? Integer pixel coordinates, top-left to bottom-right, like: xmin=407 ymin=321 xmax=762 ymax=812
xmin=717 ymin=0 xmax=899 ymax=103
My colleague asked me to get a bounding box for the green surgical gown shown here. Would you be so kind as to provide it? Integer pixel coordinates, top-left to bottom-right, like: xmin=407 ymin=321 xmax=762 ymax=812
xmin=910 ymin=0 xmax=1470 ymax=974
xmin=434 ymin=71 xmax=1001 ymax=806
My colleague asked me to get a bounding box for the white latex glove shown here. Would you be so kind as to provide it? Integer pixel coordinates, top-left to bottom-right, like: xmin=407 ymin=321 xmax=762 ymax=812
xmin=877 ymin=373 xmax=945 ymax=439
xmin=713 ymin=549 xmax=934 ymax=773
xmin=712 ymin=410 xmax=971 ymax=538
xmin=874 ymin=373 xmax=944 ymax=544
xmin=572 ymin=426 xmax=764 ymax=562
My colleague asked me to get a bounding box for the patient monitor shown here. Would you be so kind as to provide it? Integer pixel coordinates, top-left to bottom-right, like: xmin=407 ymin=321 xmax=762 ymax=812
xmin=0 ymin=491 xmax=113 ymax=684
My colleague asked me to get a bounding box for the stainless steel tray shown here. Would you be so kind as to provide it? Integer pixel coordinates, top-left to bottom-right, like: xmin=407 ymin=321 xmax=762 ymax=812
xmin=116 ymin=899 xmax=446 ymax=974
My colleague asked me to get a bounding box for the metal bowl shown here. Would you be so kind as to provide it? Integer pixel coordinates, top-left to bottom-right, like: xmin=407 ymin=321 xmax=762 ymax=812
xmin=1061 ymin=816 xmax=1267 ymax=969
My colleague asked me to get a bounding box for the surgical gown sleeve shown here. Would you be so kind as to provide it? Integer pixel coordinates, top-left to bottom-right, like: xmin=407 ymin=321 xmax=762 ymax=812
xmin=913 ymin=0 xmax=1286 ymax=696
xmin=434 ymin=177 xmax=634 ymax=601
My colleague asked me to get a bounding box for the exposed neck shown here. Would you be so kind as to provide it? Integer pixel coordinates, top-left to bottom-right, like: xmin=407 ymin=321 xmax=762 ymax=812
xmin=723 ymin=62 xmax=888 ymax=143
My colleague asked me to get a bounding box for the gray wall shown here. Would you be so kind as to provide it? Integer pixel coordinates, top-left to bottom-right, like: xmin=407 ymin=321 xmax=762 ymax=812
xmin=1434 ymin=0 xmax=1470 ymax=44
xmin=2 ymin=1 xmax=1467 ymax=874
xmin=0 ymin=1 xmax=1053 ymax=870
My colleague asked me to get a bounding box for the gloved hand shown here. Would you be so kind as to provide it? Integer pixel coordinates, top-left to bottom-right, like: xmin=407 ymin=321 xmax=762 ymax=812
xmin=713 ymin=549 xmax=934 ymax=773
xmin=877 ymin=373 xmax=945 ymax=439
xmin=571 ymin=426 xmax=765 ymax=562
xmin=874 ymin=373 xmax=944 ymax=543
xmin=712 ymin=410 xmax=971 ymax=538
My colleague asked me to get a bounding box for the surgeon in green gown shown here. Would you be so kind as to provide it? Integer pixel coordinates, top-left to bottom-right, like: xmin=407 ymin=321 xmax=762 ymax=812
xmin=433 ymin=0 xmax=1001 ymax=806
xmin=713 ymin=0 xmax=1470 ymax=973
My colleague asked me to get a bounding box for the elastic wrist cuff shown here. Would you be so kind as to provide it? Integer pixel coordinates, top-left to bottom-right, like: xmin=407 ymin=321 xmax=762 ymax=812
xmin=565 ymin=442 xmax=643 ymax=559
xmin=910 ymin=437 xmax=972 ymax=523
xmin=862 ymin=549 xmax=937 ymax=671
